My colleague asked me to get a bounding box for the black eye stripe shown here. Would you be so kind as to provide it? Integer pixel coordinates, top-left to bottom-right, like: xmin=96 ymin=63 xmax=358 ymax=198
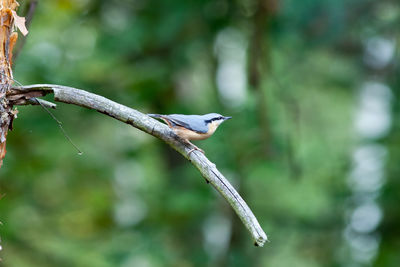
xmin=205 ymin=117 xmax=223 ymax=123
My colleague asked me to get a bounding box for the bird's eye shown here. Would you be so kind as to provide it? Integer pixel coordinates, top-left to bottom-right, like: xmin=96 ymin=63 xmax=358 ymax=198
xmin=219 ymin=116 xmax=223 ymax=120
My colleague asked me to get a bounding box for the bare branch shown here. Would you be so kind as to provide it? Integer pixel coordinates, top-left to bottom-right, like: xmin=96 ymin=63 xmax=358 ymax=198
xmin=29 ymin=98 xmax=56 ymax=109
xmin=9 ymin=84 xmax=269 ymax=246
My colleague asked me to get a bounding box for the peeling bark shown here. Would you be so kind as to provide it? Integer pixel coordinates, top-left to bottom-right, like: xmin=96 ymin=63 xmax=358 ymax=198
xmin=0 ymin=0 xmax=20 ymax=167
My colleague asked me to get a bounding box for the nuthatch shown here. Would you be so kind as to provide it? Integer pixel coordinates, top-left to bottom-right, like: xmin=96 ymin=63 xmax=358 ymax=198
xmin=148 ymin=113 xmax=232 ymax=153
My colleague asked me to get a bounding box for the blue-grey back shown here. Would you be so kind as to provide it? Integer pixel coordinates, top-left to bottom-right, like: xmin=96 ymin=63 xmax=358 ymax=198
xmin=166 ymin=113 xmax=221 ymax=133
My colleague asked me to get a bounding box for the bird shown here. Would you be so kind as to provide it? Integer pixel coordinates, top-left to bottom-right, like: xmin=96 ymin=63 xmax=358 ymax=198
xmin=148 ymin=113 xmax=232 ymax=154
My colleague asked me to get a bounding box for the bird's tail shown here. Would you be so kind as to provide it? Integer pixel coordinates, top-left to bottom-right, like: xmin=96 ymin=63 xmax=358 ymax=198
xmin=148 ymin=114 xmax=162 ymax=118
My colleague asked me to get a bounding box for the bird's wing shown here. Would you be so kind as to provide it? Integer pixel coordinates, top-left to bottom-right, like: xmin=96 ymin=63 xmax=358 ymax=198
xmin=165 ymin=114 xmax=209 ymax=133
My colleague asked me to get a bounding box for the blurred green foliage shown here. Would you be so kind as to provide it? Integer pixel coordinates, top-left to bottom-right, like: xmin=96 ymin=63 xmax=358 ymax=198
xmin=0 ymin=0 xmax=399 ymax=266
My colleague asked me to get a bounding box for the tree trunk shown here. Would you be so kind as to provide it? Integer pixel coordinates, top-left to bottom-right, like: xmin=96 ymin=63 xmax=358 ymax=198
xmin=0 ymin=0 xmax=19 ymax=167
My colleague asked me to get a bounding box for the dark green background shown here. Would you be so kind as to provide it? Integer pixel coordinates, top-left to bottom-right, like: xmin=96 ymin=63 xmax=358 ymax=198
xmin=1 ymin=0 xmax=399 ymax=266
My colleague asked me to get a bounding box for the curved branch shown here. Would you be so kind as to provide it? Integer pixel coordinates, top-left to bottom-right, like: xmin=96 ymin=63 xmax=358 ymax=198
xmin=9 ymin=84 xmax=269 ymax=246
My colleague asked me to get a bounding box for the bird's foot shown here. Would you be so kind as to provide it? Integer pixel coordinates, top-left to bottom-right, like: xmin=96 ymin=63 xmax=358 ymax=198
xmin=186 ymin=141 xmax=204 ymax=155
xmin=188 ymin=146 xmax=205 ymax=155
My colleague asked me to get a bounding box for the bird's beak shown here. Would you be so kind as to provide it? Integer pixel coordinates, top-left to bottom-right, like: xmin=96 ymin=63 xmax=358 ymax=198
xmin=224 ymin=116 xmax=232 ymax=120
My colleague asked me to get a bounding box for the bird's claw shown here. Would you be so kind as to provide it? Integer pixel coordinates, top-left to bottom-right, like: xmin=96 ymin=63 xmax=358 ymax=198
xmin=188 ymin=146 xmax=204 ymax=155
